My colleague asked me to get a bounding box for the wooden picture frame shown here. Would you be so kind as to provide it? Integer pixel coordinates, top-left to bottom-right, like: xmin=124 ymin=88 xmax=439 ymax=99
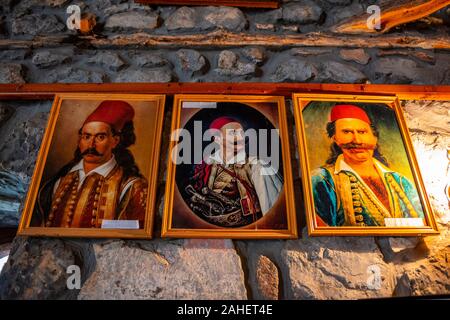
xmin=162 ymin=94 xmax=297 ymax=239
xmin=135 ymin=0 xmax=279 ymax=9
xmin=17 ymin=93 xmax=165 ymax=239
xmin=293 ymin=93 xmax=439 ymax=236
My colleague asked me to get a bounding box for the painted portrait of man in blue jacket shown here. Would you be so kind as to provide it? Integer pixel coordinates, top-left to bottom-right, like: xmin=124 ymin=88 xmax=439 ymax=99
xmin=311 ymin=104 xmax=424 ymax=227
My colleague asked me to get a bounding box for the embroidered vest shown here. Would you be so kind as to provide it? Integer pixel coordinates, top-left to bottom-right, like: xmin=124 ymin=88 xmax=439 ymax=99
xmin=45 ymin=166 xmax=133 ymax=228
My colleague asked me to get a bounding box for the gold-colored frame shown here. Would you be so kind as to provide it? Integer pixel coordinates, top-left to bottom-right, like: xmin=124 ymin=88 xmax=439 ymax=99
xmin=17 ymin=93 xmax=166 ymax=239
xmin=162 ymin=94 xmax=298 ymax=239
xmin=293 ymin=93 xmax=439 ymax=236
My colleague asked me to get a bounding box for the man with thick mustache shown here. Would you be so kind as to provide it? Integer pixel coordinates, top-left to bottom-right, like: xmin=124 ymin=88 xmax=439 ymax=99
xmin=311 ymin=104 xmax=424 ymax=227
xmin=34 ymin=100 xmax=148 ymax=228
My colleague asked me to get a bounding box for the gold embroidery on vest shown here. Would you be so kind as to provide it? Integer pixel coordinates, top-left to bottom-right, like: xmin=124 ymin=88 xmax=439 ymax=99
xmin=69 ymin=174 xmax=98 ymax=228
xmin=97 ymin=166 xmax=123 ymax=223
xmin=385 ymin=174 xmax=419 ymax=218
xmin=46 ymin=171 xmax=79 ymax=227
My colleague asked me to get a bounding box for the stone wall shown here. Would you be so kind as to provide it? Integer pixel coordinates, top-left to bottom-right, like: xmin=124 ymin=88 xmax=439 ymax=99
xmin=0 ymin=0 xmax=449 ymax=299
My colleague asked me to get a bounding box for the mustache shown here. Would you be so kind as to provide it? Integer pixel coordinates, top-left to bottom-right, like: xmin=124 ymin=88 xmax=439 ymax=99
xmin=80 ymin=148 xmax=103 ymax=156
xmin=340 ymin=143 xmax=376 ymax=150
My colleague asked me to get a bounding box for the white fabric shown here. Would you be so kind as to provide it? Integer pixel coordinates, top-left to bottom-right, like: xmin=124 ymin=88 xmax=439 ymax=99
xmin=334 ymin=155 xmax=394 ymax=175
xmin=53 ymin=156 xmax=117 ymax=195
xmin=250 ymin=161 xmax=283 ymax=214
xmin=119 ymin=178 xmax=139 ymax=202
xmin=205 ymin=151 xmax=283 ymax=215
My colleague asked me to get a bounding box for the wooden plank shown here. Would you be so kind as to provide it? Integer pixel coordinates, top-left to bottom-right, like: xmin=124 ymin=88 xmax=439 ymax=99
xmin=332 ymin=0 xmax=450 ymax=34
xmin=0 ymin=35 xmax=68 ymax=49
xmin=0 ymin=83 xmax=449 ymax=100
xmin=1 ymin=31 xmax=450 ymax=50
xmin=135 ymin=0 xmax=280 ymax=8
xmin=89 ymin=31 xmax=450 ymax=50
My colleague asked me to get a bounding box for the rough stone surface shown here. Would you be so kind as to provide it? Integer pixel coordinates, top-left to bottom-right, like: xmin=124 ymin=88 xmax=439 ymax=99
xmin=373 ymin=58 xmax=422 ymax=84
xmin=0 ymin=104 xmax=14 ymax=128
xmin=255 ymin=255 xmax=279 ymax=300
xmin=105 ymin=11 xmax=160 ymax=31
xmin=401 ymin=100 xmax=450 ymax=222
xmin=0 ymin=237 xmax=95 ymax=299
xmin=282 ymin=1 xmax=323 ymax=24
xmin=0 ymin=237 xmax=74 ymax=299
xmin=12 ymin=0 xmax=69 ymax=14
xmin=442 ymin=69 xmax=450 ymax=84
xmin=318 ymin=61 xmax=367 ymax=83
xmin=0 ymin=101 xmax=51 ymax=177
xmin=242 ymin=47 xmax=266 ymax=65
xmin=283 ymin=235 xmax=393 ymax=299
xmin=165 ymin=6 xmax=248 ymax=32
xmin=271 ymin=59 xmax=317 ymax=82
xmin=216 ymin=50 xmax=257 ymax=77
xmin=87 ymin=52 xmax=127 ymax=72
xmin=0 ymin=171 xmax=26 ymax=227
xmin=78 ymin=239 xmax=247 ymax=300
xmin=254 ymin=23 xmax=275 ymax=31
xmin=392 ymin=246 xmax=450 ymax=296
xmin=176 ymin=49 xmax=208 ymax=77
xmin=252 ymin=8 xmax=282 ymax=24
xmin=0 ymin=243 xmax=11 ymax=261
xmin=325 ymin=0 xmax=352 ymax=5
xmin=328 ymin=2 xmax=364 ymax=25
xmin=130 ymin=52 xmax=170 ymax=68
xmin=339 ymin=49 xmax=371 ymax=65
xmin=377 ymin=50 xmax=436 ymax=64
xmin=164 ymin=6 xmax=196 ymax=31
xmin=103 ymin=3 xmax=148 ymax=16
xmin=114 ymin=68 xmax=173 ymax=83
xmin=0 ymin=63 xmax=25 ymax=84
xmin=31 ymin=50 xmax=71 ymax=69
xmin=0 ymin=50 xmax=29 ymax=61
xmin=290 ymin=48 xmax=333 ymax=56
xmin=43 ymin=67 xmax=106 ymax=83
xmin=11 ymin=14 xmax=65 ymax=36
xmin=199 ymin=6 xmax=247 ymax=31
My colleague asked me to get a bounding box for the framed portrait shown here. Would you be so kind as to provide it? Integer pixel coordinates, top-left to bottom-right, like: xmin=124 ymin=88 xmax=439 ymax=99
xmin=162 ymin=95 xmax=297 ymax=239
xmin=293 ymin=93 xmax=439 ymax=236
xmin=18 ymin=93 xmax=165 ymax=238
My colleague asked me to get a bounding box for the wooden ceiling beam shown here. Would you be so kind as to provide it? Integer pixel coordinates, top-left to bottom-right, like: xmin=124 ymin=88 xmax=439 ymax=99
xmin=135 ymin=0 xmax=280 ymax=8
xmin=0 ymin=83 xmax=449 ymax=101
xmin=1 ymin=31 xmax=449 ymax=50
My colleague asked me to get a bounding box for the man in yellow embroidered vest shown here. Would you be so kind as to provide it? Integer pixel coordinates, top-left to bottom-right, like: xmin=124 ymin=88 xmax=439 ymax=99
xmin=34 ymin=100 xmax=148 ymax=228
xmin=311 ymin=104 xmax=424 ymax=227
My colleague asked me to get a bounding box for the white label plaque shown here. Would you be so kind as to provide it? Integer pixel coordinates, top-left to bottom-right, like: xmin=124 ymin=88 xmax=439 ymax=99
xmin=101 ymin=220 xmax=140 ymax=229
xmin=384 ymin=218 xmax=425 ymax=227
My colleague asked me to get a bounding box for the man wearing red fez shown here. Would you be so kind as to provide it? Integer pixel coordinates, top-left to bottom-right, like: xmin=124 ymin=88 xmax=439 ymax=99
xmin=188 ymin=116 xmax=283 ymax=227
xmin=311 ymin=104 xmax=424 ymax=227
xmin=34 ymin=101 xmax=148 ymax=228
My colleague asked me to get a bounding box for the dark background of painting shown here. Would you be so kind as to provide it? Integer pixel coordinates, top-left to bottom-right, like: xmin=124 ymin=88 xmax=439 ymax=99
xmin=173 ymin=101 xmax=287 ymax=230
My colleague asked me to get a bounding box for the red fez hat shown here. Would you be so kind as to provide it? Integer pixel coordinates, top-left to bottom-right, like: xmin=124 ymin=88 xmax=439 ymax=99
xmin=84 ymin=100 xmax=135 ymax=131
xmin=210 ymin=116 xmax=239 ymax=130
xmin=330 ymin=104 xmax=371 ymax=124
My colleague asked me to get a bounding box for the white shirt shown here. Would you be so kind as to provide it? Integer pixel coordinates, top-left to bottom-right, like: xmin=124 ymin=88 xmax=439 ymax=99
xmin=334 ymin=154 xmax=394 ymax=176
xmin=53 ymin=156 xmax=117 ymax=195
xmin=205 ymin=150 xmax=283 ymax=215
xmin=52 ymin=156 xmax=138 ymax=202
